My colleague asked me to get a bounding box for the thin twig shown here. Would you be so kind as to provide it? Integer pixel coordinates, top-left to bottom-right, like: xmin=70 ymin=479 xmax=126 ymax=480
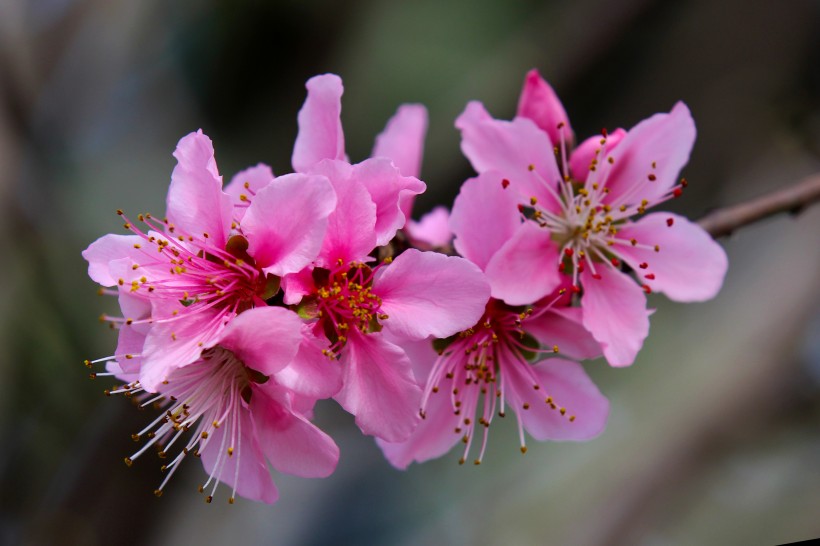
xmin=698 ymin=174 xmax=820 ymax=238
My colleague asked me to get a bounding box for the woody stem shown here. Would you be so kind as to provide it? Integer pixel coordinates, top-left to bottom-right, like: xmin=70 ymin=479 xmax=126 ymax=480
xmin=698 ymin=173 xmax=820 ymax=238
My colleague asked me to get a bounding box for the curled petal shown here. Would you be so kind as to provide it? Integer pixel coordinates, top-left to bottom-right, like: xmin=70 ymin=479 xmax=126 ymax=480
xmin=167 ymin=130 xmax=232 ymax=247
xmin=353 ymin=158 xmax=425 ymax=246
xmin=292 ymin=74 xmax=345 ymax=172
xmin=372 ymin=103 xmax=428 ymax=180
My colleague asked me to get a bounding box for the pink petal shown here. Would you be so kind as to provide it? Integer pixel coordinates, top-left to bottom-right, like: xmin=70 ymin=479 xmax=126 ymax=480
xmin=614 ymin=212 xmax=728 ymax=302
xmin=217 ymin=307 xmax=303 ymax=376
xmin=568 ymin=128 xmax=626 ymax=183
xmin=199 ymin=408 xmax=279 ymax=504
xmin=376 ymin=383 xmax=459 ymax=469
xmin=82 ymin=234 xmax=144 ymax=286
xmin=372 ymin=103 xmax=428 ymax=179
xmin=504 ymin=357 xmax=609 ymax=440
xmin=139 ymin=306 xmax=226 ymax=391
xmin=251 ymin=386 xmax=339 ymax=478
xmin=334 ymin=332 xmax=422 ymax=442
xmin=242 ymin=173 xmax=336 ymax=276
xmin=516 ymin=69 xmax=573 ymax=146
xmin=310 ymin=160 xmax=378 ymax=265
xmin=167 ymin=130 xmax=233 ymax=247
xmin=523 ymin=307 xmax=602 ymax=361
xmin=450 ymin=172 xmax=522 ymax=269
xmin=110 ymin=291 xmax=151 ymax=381
xmin=292 ymin=74 xmax=345 ymax=172
xmin=272 ymin=329 xmax=343 ymax=399
xmin=375 ymin=249 xmax=491 ymax=340
xmin=601 ymin=102 xmax=695 ymax=206
xmin=223 ymin=163 xmax=275 ymax=220
xmin=580 ymin=267 xmax=650 ymax=367
xmin=353 ymin=158 xmax=425 ymax=246
xmin=484 ymin=222 xmax=562 ymax=305
xmin=405 ymin=206 xmax=452 ymax=248
xmin=456 ymin=101 xmax=562 ymax=211
xmin=281 ymin=268 xmax=315 ymax=305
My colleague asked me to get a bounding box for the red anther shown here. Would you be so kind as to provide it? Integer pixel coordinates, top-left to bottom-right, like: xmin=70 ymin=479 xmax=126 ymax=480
xmin=645 ymin=273 xmax=656 ymax=280
xmin=639 ymin=262 xmax=648 ymax=269
xmin=610 ymin=257 xmax=620 ymax=267
xmin=577 ymin=261 xmax=585 ymax=273
xmin=564 ymin=248 xmax=574 ymax=257
xmin=680 ymin=177 xmax=689 ymax=188
xmin=601 ymin=128 xmax=608 ymax=137
xmin=591 ymin=273 xmax=602 ymax=280
xmin=558 ymin=263 xmax=566 ymax=273
xmin=517 ymin=204 xmax=525 ymax=213
xmin=648 ymin=174 xmax=657 ymax=181
xmin=673 ymin=188 xmax=683 ymax=198
xmin=666 ymin=218 xmax=674 ymax=227
xmin=642 ymin=284 xmax=652 ymax=294
xmin=501 ymin=179 xmax=510 ymax=189
xmin=571 ymin=285 xmax=581 ymax=293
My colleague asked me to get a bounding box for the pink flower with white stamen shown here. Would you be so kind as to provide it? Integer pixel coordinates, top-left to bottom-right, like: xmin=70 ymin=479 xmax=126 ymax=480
xmin=378 ymin=173 xmax=608 ymax=468
xmin=456 ymin=69 xmax=728 ymax=366
xmin=109 ymin=307 xmax=339 ymax=504
xmin=83 ymin=130 xmax=337 ymax=390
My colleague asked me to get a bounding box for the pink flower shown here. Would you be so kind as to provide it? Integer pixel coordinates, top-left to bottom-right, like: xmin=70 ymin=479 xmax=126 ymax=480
xmin=109 ymin=307 xmax=339 ymax=504
xmin=455 ymin=69 xmax=728 ymax=366
xmin=287 ymin=75 xmax=492 ymax=441
xmin=378 ymin=174 xmax=609 ymax=468
xmin=83 ymin=130 xmax=337 ymax=390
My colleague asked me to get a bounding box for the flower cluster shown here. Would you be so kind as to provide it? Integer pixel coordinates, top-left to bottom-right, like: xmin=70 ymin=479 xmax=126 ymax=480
xmin=83 ymin=71 xmax=727 ymax=503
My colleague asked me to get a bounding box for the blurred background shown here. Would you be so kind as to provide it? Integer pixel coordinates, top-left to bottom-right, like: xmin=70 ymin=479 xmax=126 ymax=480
xmin=1 ymin=0 xmax=819 ymax=544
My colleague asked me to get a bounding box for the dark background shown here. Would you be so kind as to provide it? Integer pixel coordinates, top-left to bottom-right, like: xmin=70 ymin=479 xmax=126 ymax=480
xmin=1 ymin=1 xmax=819 ymax=545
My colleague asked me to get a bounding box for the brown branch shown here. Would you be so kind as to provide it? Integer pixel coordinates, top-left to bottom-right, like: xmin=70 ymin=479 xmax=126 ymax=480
xmin=698 ymin=173 xmax=820 ymax=238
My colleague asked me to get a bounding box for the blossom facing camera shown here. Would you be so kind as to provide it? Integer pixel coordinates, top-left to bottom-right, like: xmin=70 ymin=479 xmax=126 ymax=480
xmin=378 ymin=171 xmax=608 ymax=468
xmin=456 ymin=69 xmax=728 ymax=366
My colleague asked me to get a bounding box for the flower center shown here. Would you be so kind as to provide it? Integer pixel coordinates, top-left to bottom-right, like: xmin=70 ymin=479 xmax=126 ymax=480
xmin=110 ymin=212 xmax=279 ymax=327
xmin=310 ymin=260 xmax=390 ymax=356
xmin=513 ymin=128 xmax=687 ymax=290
